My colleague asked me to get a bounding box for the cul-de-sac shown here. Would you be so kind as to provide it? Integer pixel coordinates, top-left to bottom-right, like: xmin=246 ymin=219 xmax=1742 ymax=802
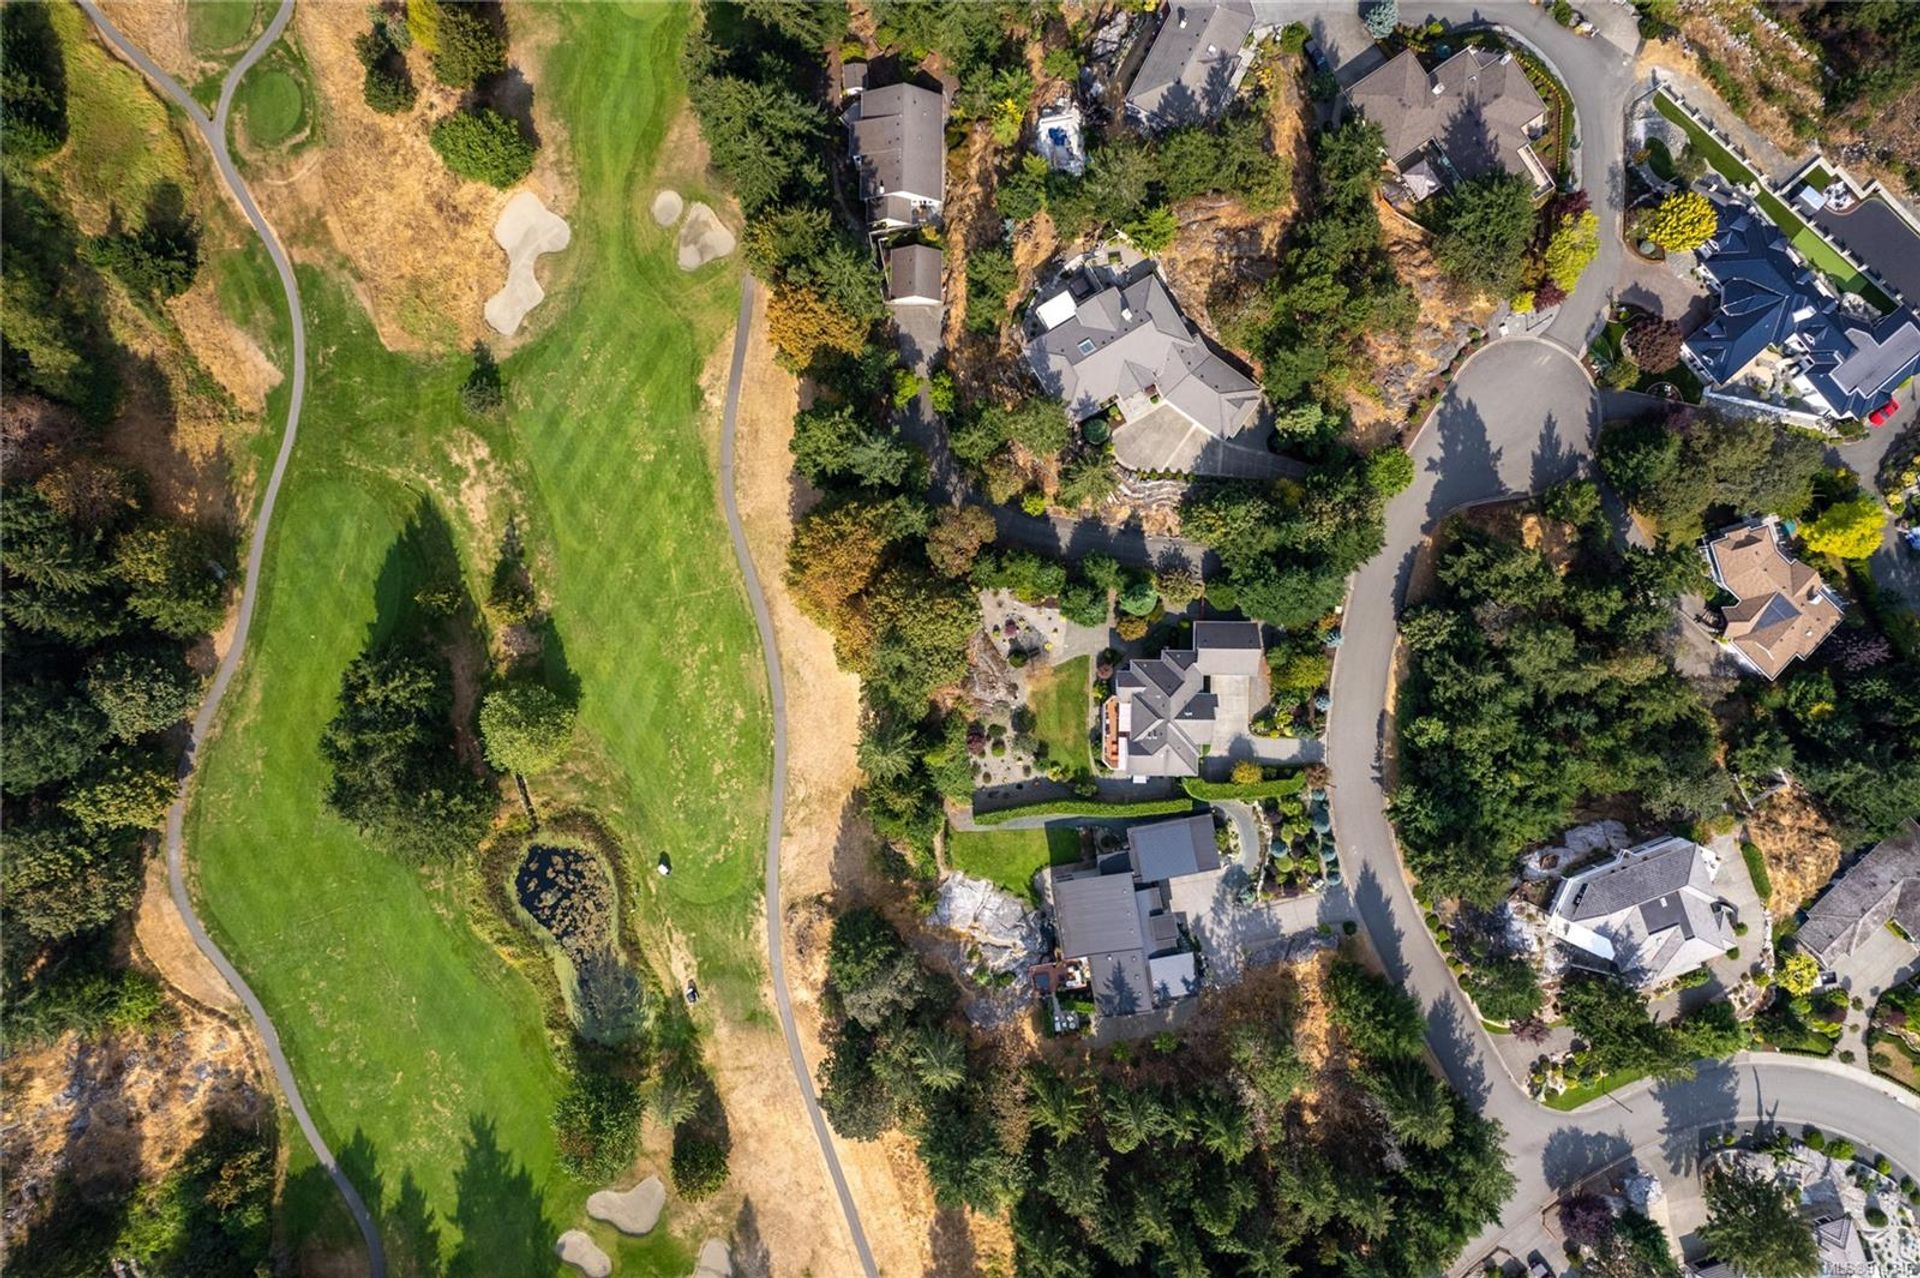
xmin=4 ymin=2 xmax=1919 ymax=1276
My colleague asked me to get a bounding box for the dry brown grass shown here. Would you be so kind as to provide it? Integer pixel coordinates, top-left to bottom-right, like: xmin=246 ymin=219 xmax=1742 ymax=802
xmin=96 ymin=0 xmax=195 ymax=81
xmin=1745 ymin=784 xmax=1843 ymax=913
xmin=134 ymin=857 xmax=239 ymax=1013
xmin=1 ymin=998 xmax=267 ymax=1251
xmin=245 ymin=2 xmax=569 ymax=353
xmin=694 ymin=285 xmax=977 ymax=1275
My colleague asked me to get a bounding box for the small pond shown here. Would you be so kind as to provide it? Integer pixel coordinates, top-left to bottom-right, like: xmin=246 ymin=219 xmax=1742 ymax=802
xmin=515 ymin=843 xmax=614 ymax=958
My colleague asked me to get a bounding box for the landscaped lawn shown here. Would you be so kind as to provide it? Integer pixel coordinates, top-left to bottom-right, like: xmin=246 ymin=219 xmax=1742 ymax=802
xmin=187 ymin=4 xmax=762 ymax=1267
xmin=1653 ymin=92 xmax=1895 ymax=311
xmin=947 ymin=826 xmax=1084 ymax=899
xmin=186 ymin=0 xmax=257 ymax=54
xmin=1029 ymin=655 xmax=1092 ymax=771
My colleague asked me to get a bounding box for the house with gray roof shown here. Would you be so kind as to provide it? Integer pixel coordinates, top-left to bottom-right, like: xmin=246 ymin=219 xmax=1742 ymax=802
xmin=1546 ymin=835 xmax=1738 ymax=987
xmin=1796 ymin=818 xmax=1920 ymax=968
xmin=845 ymin=81 xmax=946 ymax=232
xmin=884 ymin=243 xmax=943 ymax=307
xmin=1046 ymin=814 xmax=1220 ymax=1019
xmin=1344 ymin=46 xmax=1551 ymax=198
xmin=1103 ymin=621 xmax=1265 ymax=777
xmin=1027 ymin=260 xmax=1263 ymax=474
xmin=1125 ymin=1 xmax=1256 ymax=132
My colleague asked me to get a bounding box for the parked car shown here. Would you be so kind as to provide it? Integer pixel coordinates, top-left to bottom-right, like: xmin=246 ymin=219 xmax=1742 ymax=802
xmin=684 ymin=980 xmax=699 ymax=1005
xmin=1302 ymin=36 xmax=1331 ymax=75
xmin=1529 ymin=1254 xmax=1557 ymax=1278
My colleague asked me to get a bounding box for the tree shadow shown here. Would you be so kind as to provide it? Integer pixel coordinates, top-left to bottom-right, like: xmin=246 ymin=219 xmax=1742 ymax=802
xmin=1540 ymin=1125 xmax=1632 ymax=1194
xmin=733 ymin=1196 xmax=774 ymax=1278
xmin=1349 ymin=861 xmax=1408 ymax=984
xmin=1424 ymin=392 xmax=1504 ymax=526
xmin=474 ymin=66 xmax=540 ymax=151
xmin=446 ymin=1115 xmax=556 ymax=1278
xmin=535 ymin=612 xmax=583 ymax=710
xmin=927 ymin=1204 xmax=980 ymax=1278
xmin=1426 ymin=991 xmax=1490 ymax=1107
xmin=1651 ymin=1060 xmax=1741 ymax=1179
xmin=1529 ymin=412 xmax=1580 ymax=495
xmin=367 ymin=494 xmax=473 ymax=651
xmin=330 ymin=1127 xmax=445 ymax=1277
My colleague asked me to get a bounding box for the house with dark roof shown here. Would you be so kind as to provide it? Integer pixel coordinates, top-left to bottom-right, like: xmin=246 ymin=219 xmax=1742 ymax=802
xmin=1797 ymin=818 xmax=1920 ymax=968
xmin=1343 ymin=47 xmax=1551 ymax=199
xmin=1545 ymin=835 xmax=1738 ymax=988
xmin=844 ymin=82 xmax=946 ymax=232
xmin=1703 ymin=516 xmax=1844 ymax=681
xmin=1046 ymin=814 xmax=1220 ymax=1018
xmin=884 ymin=244 xmax=943 ymax=307
xmin=1103 ymin=621 xmax=1265 ymax=777
xmin=1027 ymin=260 xmax=1263 ymax=473
xmin=1125 ymin=1 xmax=1256 ymax=132
xmin=1684 ymin=192 xmax=1920 ymax=423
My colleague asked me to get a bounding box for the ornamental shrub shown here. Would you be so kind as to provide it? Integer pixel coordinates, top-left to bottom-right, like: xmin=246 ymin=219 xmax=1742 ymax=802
xmin=1642 ymin=190 xmax=1717 ymax=253
xmin=430 ymin=108 xmax=534 ymax=188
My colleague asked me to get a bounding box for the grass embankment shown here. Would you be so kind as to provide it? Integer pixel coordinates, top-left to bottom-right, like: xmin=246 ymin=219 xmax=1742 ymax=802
xmin=1029 ymin=655 xmax=1091 ymax=771
xmin=1652 ymin=92 xmax=1895 ymax=311
xmin=973 ymin=797 xmax=1199 ymax=826
xmin=188 ymin=4 xmax=755 ymax=1268
xmin=1543 ymin=1066 xmax=1651 ymax=1111
xmin=947 ymin=827 xmax=1083 ymax=898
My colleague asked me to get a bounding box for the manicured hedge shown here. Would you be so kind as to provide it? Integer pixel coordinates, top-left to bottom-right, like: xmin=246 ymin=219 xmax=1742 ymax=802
xmin=971 ymin=797 xmax=1197 ymax=826
xmin=1181 ymin=774 xmax=1306 ymax=801
xmin=1741 ymin=840 xmax=1773 ymax=905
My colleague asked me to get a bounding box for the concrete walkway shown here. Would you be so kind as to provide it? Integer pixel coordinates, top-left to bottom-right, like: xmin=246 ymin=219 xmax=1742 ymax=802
xmin=76 ymin=4 xmax=385 ymax=1273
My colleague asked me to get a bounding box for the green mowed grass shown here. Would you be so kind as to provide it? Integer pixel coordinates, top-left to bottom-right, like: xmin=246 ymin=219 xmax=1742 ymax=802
xmin=187 ymin=2 xmax=766 ymax=1265
xmin=237 ymin=65 xmax=304 ymax=146
xmin=1029 ymin=655 xmax=1092 ymax=771
xmin=948 ymin=827 xmax=1083 ymax=899
xmin=186 ymin=0 xmax=258 ymax=54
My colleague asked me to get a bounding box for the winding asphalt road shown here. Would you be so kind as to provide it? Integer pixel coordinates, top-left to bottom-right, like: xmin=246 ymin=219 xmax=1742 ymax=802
xmin=718 ymin=278 xmax=880 ymax=1277
xmin=1306 ymin=6 xmax=1920 ymax=1269
xmin=76 ymin=4 xmax=385 ymax=1275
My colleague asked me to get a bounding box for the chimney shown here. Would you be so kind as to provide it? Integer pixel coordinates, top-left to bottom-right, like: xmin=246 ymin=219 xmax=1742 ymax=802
xmin=1178 ymin=8 xmax=1188 ymax=29
xmin=1431 ymin=79 xmax=1444 ymax=95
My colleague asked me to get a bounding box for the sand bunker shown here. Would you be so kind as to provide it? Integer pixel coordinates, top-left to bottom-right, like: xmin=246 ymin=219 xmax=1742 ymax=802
xmin=555 ymin=1230 xmax=611 ymax=1278
xmin=677 ymin=203 xmax=736 ymax=271
xmin=652 ymin=188 xmax=685 ymax=227
xmin=485 ymin=191 xmax=572 ymax=337
xmin=693 ymin=1239 xmax=733 ymax=1277
xmin=587 ymin=1175 xmax=665 ymax=1235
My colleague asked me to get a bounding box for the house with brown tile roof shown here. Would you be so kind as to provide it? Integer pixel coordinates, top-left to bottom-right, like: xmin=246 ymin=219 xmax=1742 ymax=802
xmin=1343 ymin=47 xmax=1551 ymax=199
xmin=1703 ymin=515 xmax=1844 ymax=681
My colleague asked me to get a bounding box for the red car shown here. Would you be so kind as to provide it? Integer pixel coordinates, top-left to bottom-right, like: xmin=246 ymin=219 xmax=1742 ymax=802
xmin=1869 ymin=398 xmax=1899 ymax=426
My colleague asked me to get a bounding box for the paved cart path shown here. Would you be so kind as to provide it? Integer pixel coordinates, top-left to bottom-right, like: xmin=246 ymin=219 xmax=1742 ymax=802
xmin=76 ymin=2 xmax=386 ymax=1274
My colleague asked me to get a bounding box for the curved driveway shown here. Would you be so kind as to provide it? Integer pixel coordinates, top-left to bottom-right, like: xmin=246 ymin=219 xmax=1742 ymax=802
xmin=76 ymin=4 xmax=385 ymax=1274
xmin=719 ymin=279 xmax=880 ymax=1276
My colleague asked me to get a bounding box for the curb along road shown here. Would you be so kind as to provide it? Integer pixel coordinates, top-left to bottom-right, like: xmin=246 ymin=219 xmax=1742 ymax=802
xmin=76 ymin=3 xmax=385 ymax=1273
xmin=718 ymin=277 xmax=881 ymax=1278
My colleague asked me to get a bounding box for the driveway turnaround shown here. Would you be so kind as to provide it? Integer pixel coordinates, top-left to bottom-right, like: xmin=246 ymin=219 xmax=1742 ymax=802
xmin=719 ymin=278 xmax=880 ymax=1277
xmin=76 ymin=3 xmax=385 ymax=1275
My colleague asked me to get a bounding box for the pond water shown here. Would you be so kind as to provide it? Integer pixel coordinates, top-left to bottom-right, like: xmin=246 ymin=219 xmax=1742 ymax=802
xmin=514 ymin=843 xmax=613 ymax=956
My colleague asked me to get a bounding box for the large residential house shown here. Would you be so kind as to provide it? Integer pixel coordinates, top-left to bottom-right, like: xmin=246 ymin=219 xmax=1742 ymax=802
xmin=884 ymin=243 xmax=943 ymax=308
xmin=1027 ymin=259 xmax=1263 ymax=473
xmin=1125 ymin=1 xmax=1256 ymax=132
xmin=1044 ymin=815 xmax=1219 ymax=1018
xmin=1343 ymin=47 xmax=1551 ymax=200
xmin=1683 ymin=193 xmax=1920 ymax=423
xmin=1703 ymin=516 xmax=1843 ymax=681
xmin=1796 ymin=818 xmax=1920 ymax=969
xmin=1545 ymin=835 xmax=1738 ymax=988
xmin=845 ymin=81 xmax=946 ymax=232
xmin=1103 ymin=620 xmax=1265 ymax=778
